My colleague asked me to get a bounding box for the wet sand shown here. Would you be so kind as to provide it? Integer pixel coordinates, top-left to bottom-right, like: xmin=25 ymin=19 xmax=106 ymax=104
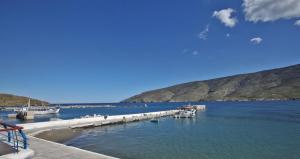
xmin=34 ymin=128 xmax=82 ymax=143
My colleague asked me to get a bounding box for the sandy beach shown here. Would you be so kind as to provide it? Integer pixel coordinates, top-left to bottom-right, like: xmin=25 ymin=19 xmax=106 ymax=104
xmin=33 ymin=128 xmax=82 ymax=143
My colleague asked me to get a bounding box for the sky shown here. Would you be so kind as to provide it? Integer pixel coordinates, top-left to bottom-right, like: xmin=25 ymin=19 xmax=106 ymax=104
xmin=0 ymin=0 xmax=300 ymax=103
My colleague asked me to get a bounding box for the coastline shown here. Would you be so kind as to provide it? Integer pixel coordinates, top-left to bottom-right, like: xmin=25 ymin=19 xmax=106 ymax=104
xmin=1 ymin=98 xmax=299 ymax=107
xmin=33 ymin=128 xmax=82 ymax=143
xmin=121 ymin=99 xmax=300 ymax=104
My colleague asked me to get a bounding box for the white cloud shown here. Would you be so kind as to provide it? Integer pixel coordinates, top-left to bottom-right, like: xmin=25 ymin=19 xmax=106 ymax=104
xmin=213 ymin=8 xmax=238 ymax=27
xmin=192 ymin=51 xmax=199 ymax=55
xmin=198 ymin=24 xmax=209 ymax=40
xmin=250 ymin=37 xmax=263 ymax=44
xmin=243 ymin=0 xmax=300 ymax=22
xmin=295 ymin=19 xmax=300 ymax=26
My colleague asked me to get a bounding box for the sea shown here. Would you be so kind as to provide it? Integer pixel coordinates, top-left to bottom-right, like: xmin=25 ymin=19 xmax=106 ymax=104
xmin=1 ymin=101 xmax=300 ymax=159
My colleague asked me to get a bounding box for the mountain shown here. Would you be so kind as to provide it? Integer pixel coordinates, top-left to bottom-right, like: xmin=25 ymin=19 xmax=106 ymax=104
xmin=0 ymin=93 xmax=49 ymax=106
xmin=124 ymin=64 xmax=300 ymax=102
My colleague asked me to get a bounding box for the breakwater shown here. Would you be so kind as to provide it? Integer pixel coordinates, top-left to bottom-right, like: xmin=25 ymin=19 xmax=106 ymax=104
xmin=18 ymin=110 xmax=178 ymax=132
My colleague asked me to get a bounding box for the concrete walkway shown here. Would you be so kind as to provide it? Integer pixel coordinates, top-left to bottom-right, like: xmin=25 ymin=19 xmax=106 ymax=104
xmin=29 ymin=137 xmax=118 ymax=159
xmin=0 ymin=142 xmax=16 ymax=156
xmin=18 ymin=110 xmax=179 ymax=133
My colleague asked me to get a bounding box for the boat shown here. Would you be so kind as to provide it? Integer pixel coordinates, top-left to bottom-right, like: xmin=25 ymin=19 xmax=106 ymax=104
xmin=193 ymin=105 xmax=206 ymax=110
xmin=16 ymin=99 xmax=60 ymax=119
xmin=150 ymin=118 xmax=159 ymax=123
xmin=174 ymin=109 xmax=196 ymax=118
xmin=177 ymin=104 xmax=206 ymax=111
xmin=174 ymin=105 xmax=198 ymax=118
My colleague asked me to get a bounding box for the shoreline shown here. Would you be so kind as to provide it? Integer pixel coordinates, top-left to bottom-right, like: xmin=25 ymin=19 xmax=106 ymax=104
xmin=33 ymin=128 xmax=82 ymax=143
xmin=1 ymin=99 xmax=300 ymax=108
xmin=123 ymin=99 xmax=300 ymax=103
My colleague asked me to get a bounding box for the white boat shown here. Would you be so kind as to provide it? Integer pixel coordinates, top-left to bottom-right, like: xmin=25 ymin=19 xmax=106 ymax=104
xmin=23 ymin=106 xmax=60 ymax=115
xmin=16 ymin=99 xmax=60 ymax=119
xmin=193 ymin=105 xmax=206 ymax=110
xmin=174 ymin=109 xmax=196 ymax=118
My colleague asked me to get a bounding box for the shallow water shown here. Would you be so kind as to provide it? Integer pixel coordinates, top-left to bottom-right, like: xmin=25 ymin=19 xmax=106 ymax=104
xmin=64 ymin=101 xmax=300 ymax=159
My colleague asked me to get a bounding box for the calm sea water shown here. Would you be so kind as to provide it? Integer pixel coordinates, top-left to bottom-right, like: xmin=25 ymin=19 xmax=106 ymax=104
xmin=1 ymin=101 xmax=300 ymax=159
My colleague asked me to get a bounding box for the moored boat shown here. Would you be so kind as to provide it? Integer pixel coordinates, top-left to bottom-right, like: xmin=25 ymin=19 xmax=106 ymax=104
xmin=16 ymin=99 xmax=60 ymax=120
xmin=174 ymin=109 xmax=196 ymax=118
xmin=174 ymin=104 xmax=205 ymax=118
xmin=150 ymin=118 xmax=159 ymax=123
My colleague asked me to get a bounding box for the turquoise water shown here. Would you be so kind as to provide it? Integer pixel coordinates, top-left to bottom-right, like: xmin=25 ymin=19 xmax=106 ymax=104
xmin=1 ymin=101 xmax=300 ymax=158
xmin=63 ymin=101 xmax=300 ymax=159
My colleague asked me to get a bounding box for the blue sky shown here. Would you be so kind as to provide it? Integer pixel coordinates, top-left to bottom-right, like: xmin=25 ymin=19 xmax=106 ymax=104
xmin=1 ymin=0 xmax=300 ymax=103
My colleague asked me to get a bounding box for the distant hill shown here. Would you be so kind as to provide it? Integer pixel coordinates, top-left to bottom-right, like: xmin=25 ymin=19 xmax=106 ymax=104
xmin=0 ymin=93 xmax=49 ymax=106
xmin=124 ymin=64 xmax=300 ymax=102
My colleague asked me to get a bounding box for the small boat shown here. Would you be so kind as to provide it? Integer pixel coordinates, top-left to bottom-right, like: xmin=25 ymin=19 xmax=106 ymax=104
xmin=193 ymin=105 xmax=206 ymax=110
xmin=150 ymin=118 xmax=159 ymax=123
xmin=177 ymin=104 xmax=206 ymax=111
xmin=16 ymin=99 xmax=60 ymax=120
xmin=174 ymin=109 xmax=196 ymax=118
xmin=174 ymin=104 xmax=197 ymax=118
xmin=174 ymin=104 xmax=206 ymax=119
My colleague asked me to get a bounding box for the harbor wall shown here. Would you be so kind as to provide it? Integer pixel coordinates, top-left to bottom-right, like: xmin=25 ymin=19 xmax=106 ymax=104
xmin=18 ymin=110 xmax=179 ymax=132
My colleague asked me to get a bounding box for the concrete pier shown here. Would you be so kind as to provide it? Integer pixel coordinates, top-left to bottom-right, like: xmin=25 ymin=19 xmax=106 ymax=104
xmin=18 ymin=110 xmax=179 ymax=132
xmin=15 ymin=110 xmax=179 ymax=159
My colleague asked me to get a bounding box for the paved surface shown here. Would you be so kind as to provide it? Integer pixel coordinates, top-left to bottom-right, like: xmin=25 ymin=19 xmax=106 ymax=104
xmin=19 ymin=110 xmax=178 ymax=133
xmin=29 ymin=137 xmax=118 ymax=159
xmin=0 ymin=141 xmax=16 ymax=156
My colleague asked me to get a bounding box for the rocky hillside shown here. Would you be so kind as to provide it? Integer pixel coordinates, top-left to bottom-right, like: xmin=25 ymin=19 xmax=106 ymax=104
xmin=0 ymin=93 xmax=49 ymax=106
xmin=124 ymin=64 xmax=300 ymax=102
